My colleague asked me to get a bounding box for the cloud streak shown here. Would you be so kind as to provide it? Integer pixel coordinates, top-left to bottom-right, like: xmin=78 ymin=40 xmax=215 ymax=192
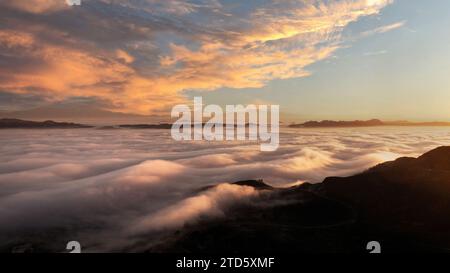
xmin=361 ymin=20 xmax=406 ymax=37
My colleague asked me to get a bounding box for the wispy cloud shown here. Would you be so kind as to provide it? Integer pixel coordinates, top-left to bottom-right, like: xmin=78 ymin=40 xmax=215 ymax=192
xmin=363 ymin=50 xmax=388 ymax=56
xmin=361 ymin=20 xmax=406 ymax=37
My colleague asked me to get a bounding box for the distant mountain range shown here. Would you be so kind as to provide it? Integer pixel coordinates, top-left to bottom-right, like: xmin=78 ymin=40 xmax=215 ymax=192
xmin=118 ymin=124 xmax=173 ymax=129
xmin=0 ymin=118 xmax=178 ymax=130
xmin=3 ymin=117 xmax=450 ymax=129
xmin=148 ymin=146 xmax=450 ymax=253
xmin=0 ymin=118 xmax=256 ymax=129
xmin=0 ymin=104 xmax=162 ymax=125
xmin=290 ymin=119 xmax=450 ymax=128
xmin=0 ymin=119 xmax=92 ymax=129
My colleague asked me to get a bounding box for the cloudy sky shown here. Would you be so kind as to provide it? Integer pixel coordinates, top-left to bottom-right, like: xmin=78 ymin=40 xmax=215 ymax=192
xmin=1 ymin=0 xmax=449 ymax=121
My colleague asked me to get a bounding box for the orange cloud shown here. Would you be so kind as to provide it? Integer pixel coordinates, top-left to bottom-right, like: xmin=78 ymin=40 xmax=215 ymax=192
xmin=3 ymin=0 xmax=68 ymax=14
xmin=0 ymin=30 xmax=132 ymax=98
xmin=0 ymin=0 xmax=395 ymax=115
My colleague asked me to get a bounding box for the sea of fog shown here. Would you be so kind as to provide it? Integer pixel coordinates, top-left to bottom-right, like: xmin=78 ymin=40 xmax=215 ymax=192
xmin=1 ymin=127 xmax=450 ymax=252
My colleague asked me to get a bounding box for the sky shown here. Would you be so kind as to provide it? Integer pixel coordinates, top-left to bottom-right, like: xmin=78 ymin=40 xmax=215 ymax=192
xmin=0 ymin=0 xmax=449 ymax=122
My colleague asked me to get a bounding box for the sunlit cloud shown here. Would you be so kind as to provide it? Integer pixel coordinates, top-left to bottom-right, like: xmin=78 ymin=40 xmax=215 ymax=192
xmin=0 ymin=0 xmax=395 ymax=114
xmin=2 ymin=0 xmax=69 ymax=14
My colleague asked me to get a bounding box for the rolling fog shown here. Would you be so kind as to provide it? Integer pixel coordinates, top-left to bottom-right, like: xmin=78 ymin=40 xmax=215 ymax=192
xmin=1 ymin=127 xmax=450 ymax=251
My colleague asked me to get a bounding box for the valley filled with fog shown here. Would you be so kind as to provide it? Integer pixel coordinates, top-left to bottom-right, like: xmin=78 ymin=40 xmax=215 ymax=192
xmin=1 ymin=127 xmax=450 ymax=252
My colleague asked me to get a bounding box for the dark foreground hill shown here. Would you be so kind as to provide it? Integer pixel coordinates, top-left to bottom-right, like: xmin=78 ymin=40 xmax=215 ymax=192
xmin=146 ymin=146 xmax=450 ymax=253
